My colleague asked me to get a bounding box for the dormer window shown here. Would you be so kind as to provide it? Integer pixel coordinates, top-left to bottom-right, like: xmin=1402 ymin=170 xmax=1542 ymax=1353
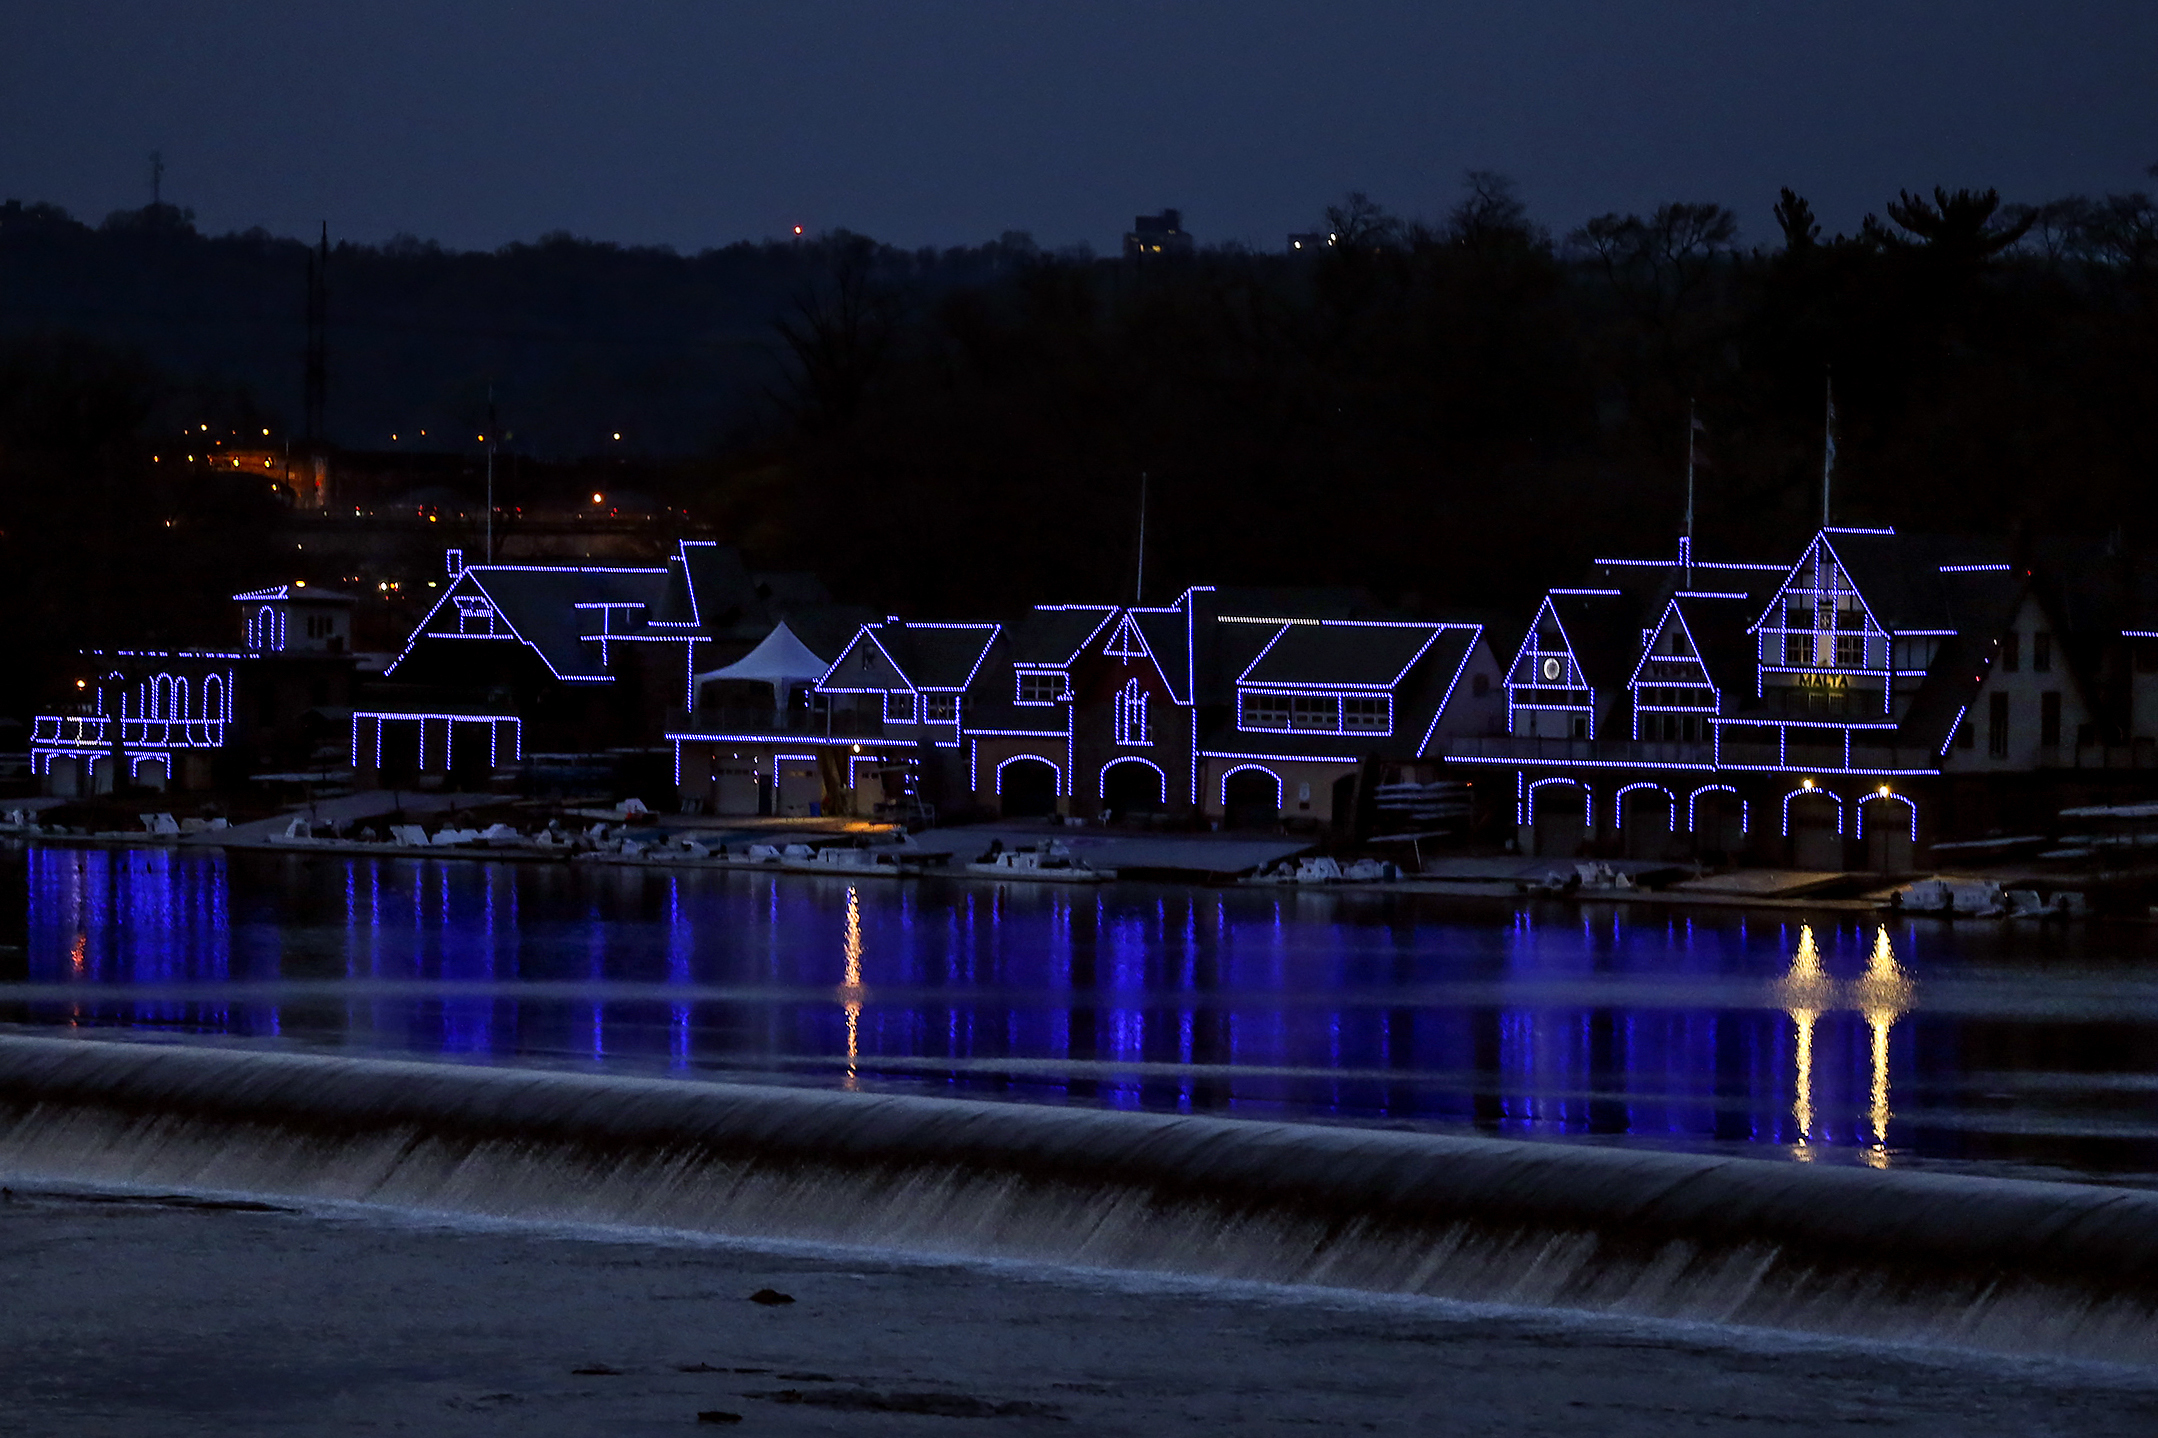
xmin=1016 ymin=671 xmax=1067 ymax=704
xmin=454 ymin=596 xmax=496 ymax=635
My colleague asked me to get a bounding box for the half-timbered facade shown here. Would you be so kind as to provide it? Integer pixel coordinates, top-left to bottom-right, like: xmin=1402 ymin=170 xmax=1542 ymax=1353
xmin=1448 ymin=528 xmax=2122 ymax=869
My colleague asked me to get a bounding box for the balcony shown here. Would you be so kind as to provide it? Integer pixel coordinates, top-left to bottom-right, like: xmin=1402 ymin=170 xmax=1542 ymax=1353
xmin=31 ymin=715 xmax=228 ymax=751
xmin=1444 ymin=735 xmax=1715 ymax=767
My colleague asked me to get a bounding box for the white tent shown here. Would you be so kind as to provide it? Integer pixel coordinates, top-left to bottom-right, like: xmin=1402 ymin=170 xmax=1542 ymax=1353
xmin=692 ymin=620 xmax=835 ymax=707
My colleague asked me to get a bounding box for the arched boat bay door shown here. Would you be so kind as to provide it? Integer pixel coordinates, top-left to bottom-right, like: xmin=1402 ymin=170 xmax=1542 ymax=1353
xmin=1222 ymin=767 xmax=1281 ymax=829
xmin=1101 ymin=759 xmax=1165 ymax=816
xmin=1529 ymin=783 xmax=1587 ymax=858
xmin=998 ymin=758 xmax=1058 ymax=819
xmin=1620 ymin=787 xmax=1676 ymax=861
xmin=1788 ymin=792 xmax=1843 ymax=871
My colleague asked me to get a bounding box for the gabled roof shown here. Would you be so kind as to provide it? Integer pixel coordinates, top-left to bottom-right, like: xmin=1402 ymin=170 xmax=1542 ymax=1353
xmin=232 ymin=584 xmax=355 ymax=604
xmin=1545 ymin=591 xmax=1647 ymax=690
xmin=1009 ymin=605 xmax=1118 ymax=667
xmin=388 ymin=564 xmax=671 ymax=681
xmin=1643 ymin=593 xmax=1760 ymax=694
xmin=844 ymin=622 xmax=1001 ymax=692
xmin=1755 ymin=529 xmax=2022 ymax=635
xmin=1239 ymin=622 xmax=1448 ymax=689
xmin=472 ymin=566 xmax=671 ymax=679
xmin=1131 ymin=607 xmax=1193 ymax=704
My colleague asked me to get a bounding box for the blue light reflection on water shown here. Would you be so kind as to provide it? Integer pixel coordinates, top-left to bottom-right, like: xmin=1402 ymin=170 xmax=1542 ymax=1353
xmin=8 ymin=844 xmax=2158 ymax=1180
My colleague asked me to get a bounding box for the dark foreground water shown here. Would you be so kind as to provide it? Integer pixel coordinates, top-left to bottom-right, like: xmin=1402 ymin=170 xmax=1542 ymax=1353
xmin=5 ymin=842 xmax=2157 ymax=1186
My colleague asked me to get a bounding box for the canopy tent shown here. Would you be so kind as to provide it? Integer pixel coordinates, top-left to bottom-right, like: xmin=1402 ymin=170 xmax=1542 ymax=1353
xmin=692 ymin=620 xmax=837 ymax=707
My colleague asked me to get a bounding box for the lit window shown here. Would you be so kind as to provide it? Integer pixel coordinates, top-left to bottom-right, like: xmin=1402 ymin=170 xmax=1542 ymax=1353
xmin=1290 ymin=695 xmax=1338 ymax=731
xmin=1342 ymin=697 xmax=1389 ymax=732
xmin=1115 ymin=679 xmax=1150 ymax=745
xmin=1240 ymin=692 xmax=1290 ymax=730
xmin=885 ymin=691 xmax=916 ymax=723
xmin=1017 ymin=671 xmax=1066 ymax=704
xmin=921 ymin=693 xmax=958 ymax=724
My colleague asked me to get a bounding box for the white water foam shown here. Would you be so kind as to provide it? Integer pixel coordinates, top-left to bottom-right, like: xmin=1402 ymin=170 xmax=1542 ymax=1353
xmin=4 ymin=1032 xmax=2156 ymax=1364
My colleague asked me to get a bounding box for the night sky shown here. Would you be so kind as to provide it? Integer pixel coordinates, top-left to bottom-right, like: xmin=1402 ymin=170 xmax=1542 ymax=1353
xmin=5 ymin=2 xmax=2153 ymax=253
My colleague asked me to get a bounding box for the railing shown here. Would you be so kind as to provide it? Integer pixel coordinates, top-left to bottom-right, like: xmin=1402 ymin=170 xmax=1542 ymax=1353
xmin=672 ymin=706 xmax=887 ymax=739
xmin=30 ymin=715 xmax=227 ymax=750
xmin=1444 ymin=736 xmax=1715 ymax=766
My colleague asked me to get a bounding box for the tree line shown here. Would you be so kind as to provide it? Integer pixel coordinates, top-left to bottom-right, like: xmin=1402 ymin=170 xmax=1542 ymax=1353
xmin=2 ymin=171 xmax=2155 ymax=719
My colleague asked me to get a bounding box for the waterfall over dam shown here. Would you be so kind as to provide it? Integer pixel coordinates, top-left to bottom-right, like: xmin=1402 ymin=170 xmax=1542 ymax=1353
xmin=4 ymin=1033 xmax=2156 ymax=1365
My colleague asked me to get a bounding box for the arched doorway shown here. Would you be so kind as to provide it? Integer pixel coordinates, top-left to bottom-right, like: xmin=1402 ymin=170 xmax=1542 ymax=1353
xmin=1861 ymin=797 xmax=1916 ymax=875
xmin=1690 ymin=788 xmax=1746 ymax=861
xmin=1788 ymin=792 xmax=1844 ymax=871
xmin=1619 ymin=785 xmax=1676 ymax=860
xmin=998 ymin=757 xmax=1059 ymax=819
xmin=1222 ymin=766 xmax=1281 ymax=829
xmin=1528 ymin=781 xmax=1588 ymax=858
xmin=1101 ymin=759 xmax=1165 ymax=816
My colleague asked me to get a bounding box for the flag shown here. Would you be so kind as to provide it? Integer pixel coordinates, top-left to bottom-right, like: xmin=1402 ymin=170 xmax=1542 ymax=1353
xmin=1821 ymin=375 xmax=1839 ymax=526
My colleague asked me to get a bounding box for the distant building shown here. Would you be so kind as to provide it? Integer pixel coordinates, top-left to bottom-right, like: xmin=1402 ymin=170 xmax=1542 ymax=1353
xmin=1123 ymin=209 xmax=1194 ymax=259
xmin=31 ymin=584 xmax=359 ymax=795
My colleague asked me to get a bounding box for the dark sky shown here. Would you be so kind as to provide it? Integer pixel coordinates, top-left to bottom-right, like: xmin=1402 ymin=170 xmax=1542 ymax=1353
xmin=5 ymin=2 xmax=2153 ymax=253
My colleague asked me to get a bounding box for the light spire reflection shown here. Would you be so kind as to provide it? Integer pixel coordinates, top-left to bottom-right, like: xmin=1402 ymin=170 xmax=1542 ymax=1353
xmin=840 ymin=885 xmax=864 ymax=1090
xmin=1776 ymin=924 xmax=1833 ymax=1156
xmin=1851 ymin=924 xmax=1915 ymax=1168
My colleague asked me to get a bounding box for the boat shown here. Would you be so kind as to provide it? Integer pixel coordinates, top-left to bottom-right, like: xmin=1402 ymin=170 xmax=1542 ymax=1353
xmin=965 ymin=840 xmax=1114 ymax=883
xmin=1244 ymin=855 xmax=1400 ymax=886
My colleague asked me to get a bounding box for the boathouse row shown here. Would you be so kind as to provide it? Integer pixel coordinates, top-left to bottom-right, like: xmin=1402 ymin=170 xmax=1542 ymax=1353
xmin=666 ymin=587 xmax=1511 ymax=826
xmin=30 ymin=584 xmax=359 ymax=795
xmin=1451 ymin=526 xmax=2158 ymax=871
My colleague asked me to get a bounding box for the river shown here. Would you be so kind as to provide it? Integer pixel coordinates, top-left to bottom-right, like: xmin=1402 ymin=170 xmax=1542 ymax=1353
xmin=5 ymin=841 xmax=2155 ymax=1187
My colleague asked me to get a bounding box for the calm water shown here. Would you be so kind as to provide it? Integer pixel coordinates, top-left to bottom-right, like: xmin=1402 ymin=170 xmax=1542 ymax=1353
xmin=5 ymin=843 xmax=2158 ymax=1186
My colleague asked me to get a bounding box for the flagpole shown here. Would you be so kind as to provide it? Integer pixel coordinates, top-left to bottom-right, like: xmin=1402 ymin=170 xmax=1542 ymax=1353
xmin=1683 ymin=399 xmax=1697 ymax=580
xmin=1822 ymin=371 xmax=1835 ymax=529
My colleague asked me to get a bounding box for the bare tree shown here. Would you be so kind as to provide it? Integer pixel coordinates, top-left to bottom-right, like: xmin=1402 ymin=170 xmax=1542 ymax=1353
xmin=772 ymin=234 xmax=898 ymax=432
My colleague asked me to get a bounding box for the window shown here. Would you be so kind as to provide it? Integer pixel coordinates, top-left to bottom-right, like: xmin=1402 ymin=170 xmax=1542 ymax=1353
xmin=1240 ymin=692 xmax=1291 ymax=730
xmin=1988 ymin=691 xmax=2010 ymax=758
xmin=885 ymin=691 xmax=916 ymax=723
xmin=2001 ymin=632 xmax=2020 ymax=673
xmin=2041 ymin=691 xmax=2061 ymax=747
xmin=1342 ymin=697 xmax=1389 ymax=732
xmin=1291 ymin=695 xmax=1338 ymax=730
xmin=1783 ymin=633 xmax=1810 ymax=666
xmin=1835 ymin=633 xmax=1864 ymax=667
xmin=1016 ymin=671 xmax=1065 ymax=704
xmin=921 ymin=693 xmax=958 ymax=724
xmin=1472 ymin=672 xmax=1489 ymax=697
xmin=2033 ymin=632 xmax=2052 ymax=674
xmin=1114 ymin=679 xmax=1150 ymax=745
